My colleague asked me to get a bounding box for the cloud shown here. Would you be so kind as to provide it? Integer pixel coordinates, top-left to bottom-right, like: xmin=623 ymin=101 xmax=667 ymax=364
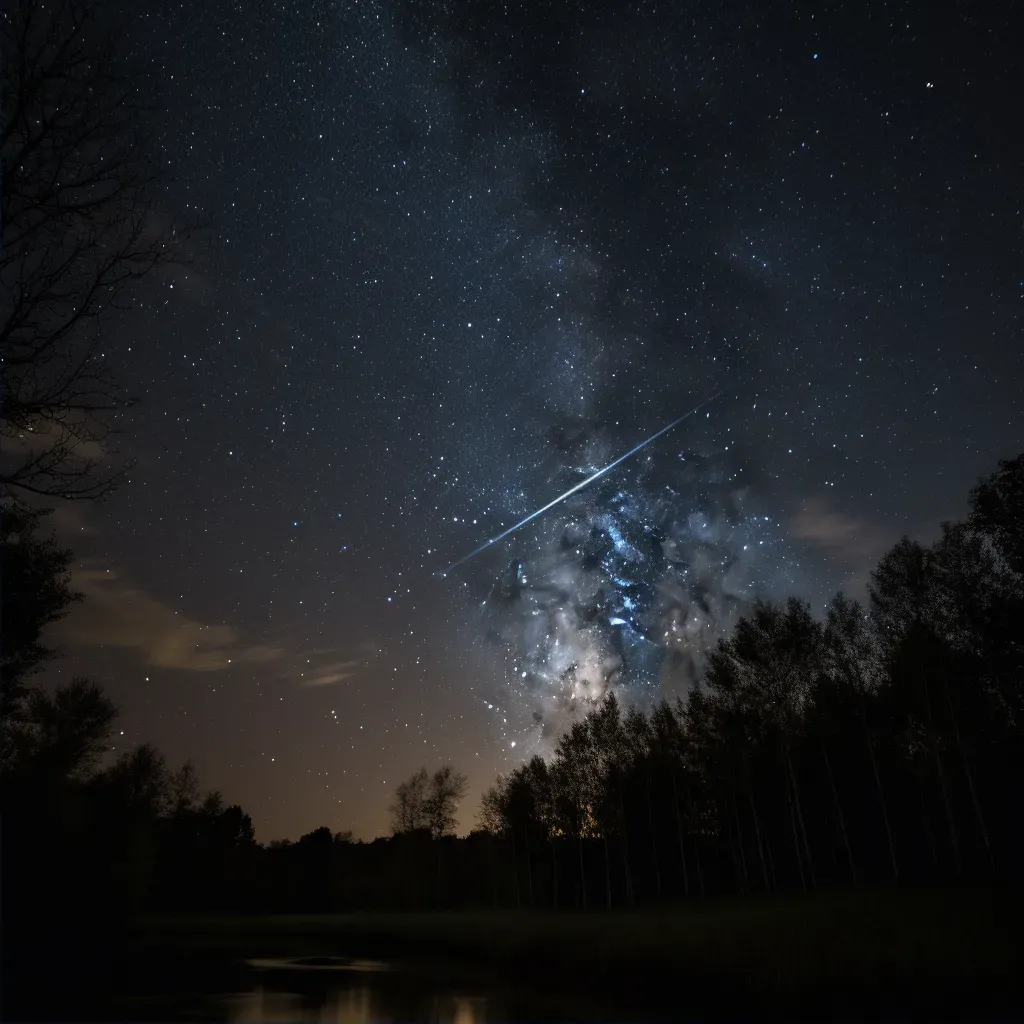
xmin=294 ymin=643 xmax=378 ymax=686
xmin=299 ymin=659 xmax=363 ymax=687
xmin=58 ymin=564 xmax=282 ymax=671
xmin=790 ymin=498 xmax=888 ymax=565
xmin=5 ymin=416 xmax=107 ymax=462
xmin=48 ymin=503 xmax=99 ymax=537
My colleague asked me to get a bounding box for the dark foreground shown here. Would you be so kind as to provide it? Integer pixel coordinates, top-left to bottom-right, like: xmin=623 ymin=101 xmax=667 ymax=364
xmin=11 ymin=887 xmax=1024 ymax=1021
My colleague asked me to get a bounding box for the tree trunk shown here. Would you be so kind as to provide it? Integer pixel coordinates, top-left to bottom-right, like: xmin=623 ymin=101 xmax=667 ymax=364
xmin=784 ymin=750 xmax=807 ymax=890
xmin=934 ymin=743 xmax=961 ymax=875
xmin=747 ymin=789 xmax=771 ymax=892
xmin=490 ymin=836 xmax=498 ymax=908
xmin=435 ymin=840 xmax=443 ymax=909
xmin=524 ymin=827 xmax=534 ymax=907
xmin=671 ymin=770 xmax=690 ymax=898
xmin=577 ymin=811 xmax=587 ymax=910
xmin=732 ymin=792 xmax=749 ymax=894
xmin=763 ymin=806 xmax=778 ymax=891
xmin=646 ymin=773 xmax=662 ymax=899
xmin=787 ymin=747 xmax=816 ymax=888
xmin=510 ymin=830 xmax=521 ymax=909
xmin=551 ymin=838 xmax=559 ymax=909
xmin=821 ymin=737 xmax=857 ymax=883
xmin=923 ymin=676 xmax=961 ymax=875
xmin=603 ymin=833 xmax=613 ymax=909
xmin=689 ymin=779 xmax=706 ymax=898
xmin=921 ymin=783 xmax=940 ymax=873
xmin=619 ymin=793 xmax=634 ymax=907
xmin=944 ymin=679 xmax=994 ymax=873
xmin=683 ymin=774 xmax=705 ymax=897
xmin=862 ymin=706 xmax=899 ymax=881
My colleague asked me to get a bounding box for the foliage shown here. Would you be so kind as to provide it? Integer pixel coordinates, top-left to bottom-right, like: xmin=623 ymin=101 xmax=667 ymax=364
xmin=3 ymin=677 xmax=117 ymax=781
xmin=969 ymin=453 xmax=1024 ymax=576
xmin=0 ymin=503 xmax=81 ymax=704
xmin=389 ymin=764 xmax=469 ymax=838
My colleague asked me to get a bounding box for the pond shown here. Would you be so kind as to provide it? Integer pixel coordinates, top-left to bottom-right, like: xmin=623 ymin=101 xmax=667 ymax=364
xmin=115 ymin=954 xmax=624 ymax=1023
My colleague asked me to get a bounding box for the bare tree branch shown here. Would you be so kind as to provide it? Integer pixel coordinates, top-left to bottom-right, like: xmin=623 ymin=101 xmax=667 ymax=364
xmin=1 ymin=0 xmax=179 ymax=502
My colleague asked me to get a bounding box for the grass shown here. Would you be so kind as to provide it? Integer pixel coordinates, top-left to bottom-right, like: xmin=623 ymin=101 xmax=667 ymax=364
xmin=131 ymin=886 xmax=1023 ymax=1018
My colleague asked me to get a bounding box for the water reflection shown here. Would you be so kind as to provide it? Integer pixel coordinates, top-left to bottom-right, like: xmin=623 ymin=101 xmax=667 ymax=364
xmin=246 ymin=957 xmax=393 ymax=973
xmin=223 ymin=958 xmax=499 ymax=1023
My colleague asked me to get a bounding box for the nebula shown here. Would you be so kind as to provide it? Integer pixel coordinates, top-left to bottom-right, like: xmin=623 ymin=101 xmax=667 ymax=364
xmin=460 ymin=420 xmax=802 ymax=751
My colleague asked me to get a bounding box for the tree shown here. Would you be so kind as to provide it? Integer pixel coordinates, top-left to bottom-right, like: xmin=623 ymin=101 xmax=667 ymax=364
xmin=821 ymin=592 xmax=898 ymax=880
xmin=650 ymin=699 xmax=696 ymax=897
xmin=969 ymin=453 xmax=1024 ymax=577
xmin=425 ymin=765 xmax=469 ymax=839
xmin=299 ymin=826 xmax=334 ymax=847
xmin=3 ymin=677 xmax=117 ymax=781
xmin=703 ymin=599 xmax=825 ymax=889
xmin=99 ymin=742 xmax=168 ymax=819
xmin=965 ymin=454 xmax=1024 ymax=734
xmin=1 ymin=0 xmax=178 ymax=500
xmin=478 ymin=779 xmax=506 ymax=835
xmin=199 ymin=790 xmax=225 ymax=818
xmin=213 ymin=805 xmax=256 ymax=847
xmin=590 ymin=693 xmax=633 ymax=906
xmin=479 ymin=757 xmax=553 ymax=907
xmin=389 ymin=767 xmax=430 ymax=834
xmin=390 ymin=766 xmax=468 ymax=838
xmin=552 ymin=719 xmax=598 ymax=908
xmin=870 ymin=538 xmax=963 ymax=874
xmin=167 ymin=760 xmax=200 ymax=816
xmin=0 ymin=503 xmax=81 ymax=711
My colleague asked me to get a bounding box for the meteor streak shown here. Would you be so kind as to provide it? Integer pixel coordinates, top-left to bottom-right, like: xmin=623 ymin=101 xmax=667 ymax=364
xmin=441 ymin=388 xmax=726 ymax=574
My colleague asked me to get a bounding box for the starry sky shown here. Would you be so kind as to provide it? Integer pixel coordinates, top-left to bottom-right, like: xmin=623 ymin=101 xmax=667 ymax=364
xmin=48 ymin=0 xmax=1022 ymax=842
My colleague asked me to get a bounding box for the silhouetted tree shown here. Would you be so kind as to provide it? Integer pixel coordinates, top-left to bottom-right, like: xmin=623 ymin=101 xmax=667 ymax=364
xmin=390 ymin=765 xmax=468 ymax=839
xmin=167 ymin=759 xmax=200 ymax=815
xmin=1 ymin=0 xmax=178 ymax=500
xmin=552 ymin=719 xmax=598 ymax=908
xmin=821 ymin=592 xmax=897 ymax=880
xmin=478 ymin=779 xmax=505 ymax=835
xmin=390 ymin=766 xmax=430 ymax=833
xmin=969 ymin=453 xmax=1024 ymax=576
xmin=649 ymin=699 xmax=695 ymax=896
xmin=99 ymin=743 xmax=168 ymax=818
xmin=4 ymin=677 xmax=117 ymax=782
xmin=0 ymin=503 xmax=80 ymax=720
xmin=425 ymin=765 xmax=469 ymax=838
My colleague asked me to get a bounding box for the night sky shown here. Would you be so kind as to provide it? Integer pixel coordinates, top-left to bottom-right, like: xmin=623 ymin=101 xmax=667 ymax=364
xmin=48 ymin=1 xmax=1022 ymax=842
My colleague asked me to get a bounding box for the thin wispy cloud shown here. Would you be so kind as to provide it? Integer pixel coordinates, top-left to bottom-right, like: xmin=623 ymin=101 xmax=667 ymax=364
xmin=58 ymin=563 xmax=282 ymax=672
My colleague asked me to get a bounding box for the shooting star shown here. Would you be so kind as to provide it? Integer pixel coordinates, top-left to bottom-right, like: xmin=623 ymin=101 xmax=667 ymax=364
xmin=441 ymin=388 xmax=726 ymax=574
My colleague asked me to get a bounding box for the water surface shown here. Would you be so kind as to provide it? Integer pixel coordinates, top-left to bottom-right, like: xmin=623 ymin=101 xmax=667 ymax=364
xmin=119 ymin=954 xmax=616 ymax=1023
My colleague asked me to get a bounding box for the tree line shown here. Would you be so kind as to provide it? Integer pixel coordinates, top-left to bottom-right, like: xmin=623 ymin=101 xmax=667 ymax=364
xmin=477 ymin=455 xmax=1024 ymax=907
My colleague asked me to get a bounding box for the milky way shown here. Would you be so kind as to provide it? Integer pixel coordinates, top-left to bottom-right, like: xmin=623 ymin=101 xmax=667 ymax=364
xmin=451 ymin=408 xmax=811 ymax=749
xmin=443 ymin=390 xmax=726 ymax=573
